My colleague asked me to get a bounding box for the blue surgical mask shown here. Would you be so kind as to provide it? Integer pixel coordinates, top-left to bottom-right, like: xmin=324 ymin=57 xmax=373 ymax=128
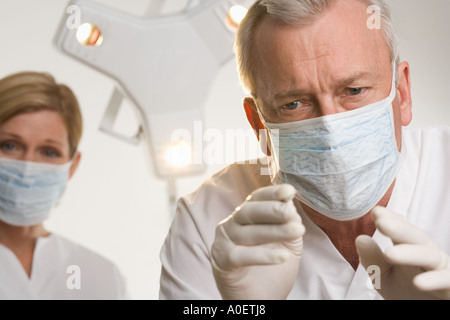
xmin=261 ymin=68 xmax=404 ymax=221
xmin=0 ymin=158 xmax=72 ymax=226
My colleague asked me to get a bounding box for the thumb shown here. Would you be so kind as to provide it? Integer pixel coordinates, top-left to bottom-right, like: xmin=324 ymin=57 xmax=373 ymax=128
xmin=356 ymin=235 xmax=390 ymax=273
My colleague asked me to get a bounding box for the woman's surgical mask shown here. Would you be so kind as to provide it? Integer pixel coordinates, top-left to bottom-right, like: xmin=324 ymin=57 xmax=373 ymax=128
xmin=261 ymin=67 xmax=404 ymax=221
xmin=0 ymin=158 xmax=72 ymax=226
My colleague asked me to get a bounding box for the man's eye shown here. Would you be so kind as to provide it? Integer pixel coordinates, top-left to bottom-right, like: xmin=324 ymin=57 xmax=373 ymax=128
xmin=347 ymin=88 xmax=364 ymax=96
xmin=282 ymin=101 xmax=303 ymax=110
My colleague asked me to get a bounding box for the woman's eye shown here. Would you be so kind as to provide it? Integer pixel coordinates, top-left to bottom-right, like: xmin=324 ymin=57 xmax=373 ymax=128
xmin=0 ymin=141 xmax=19 ymax=152
xmin=42 ymin=148 xmax=61 ymax=158
xmin=282 ymin=101 xmax=303 ymax=111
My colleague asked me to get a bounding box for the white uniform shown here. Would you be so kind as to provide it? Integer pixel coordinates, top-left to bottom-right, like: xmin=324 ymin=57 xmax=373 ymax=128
xmin=0 ymin=233 xmax=128 ymax=299
xmin=159 ymin=126 xmax=450 ymax=299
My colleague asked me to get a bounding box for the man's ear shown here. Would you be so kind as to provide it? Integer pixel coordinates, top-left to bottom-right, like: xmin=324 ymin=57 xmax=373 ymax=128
xmin=396 ymin=61 xmax=413 ymax=126
xmin=243 ymin=97 xmax=271 ymax=156
xmin=243 ymin=97 xmax=264 ymax=137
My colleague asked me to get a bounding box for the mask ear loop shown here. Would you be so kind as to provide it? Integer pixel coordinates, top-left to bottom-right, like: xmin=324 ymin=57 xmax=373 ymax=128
xmin=255 ymin=103 xmax=269 ymax=127
xmin=54 ymin=151 xmax=79 ymax=209
xmin=69 ymin=150 xmax=79 ymax=164
xmin=252 ymin=105 xmax=283 ymax=182
xmin=387 ymin=61 xmax=398 ymax=103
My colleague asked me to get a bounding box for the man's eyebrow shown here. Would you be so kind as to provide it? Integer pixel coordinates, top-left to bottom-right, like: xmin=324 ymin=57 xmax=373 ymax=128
xmin=272 ymin=72 xmax=377 ymax=102
xmin=336 ymin=71 xmax=377 ymax=87
xmin=273 ymin=89 xmax=306 ymax=102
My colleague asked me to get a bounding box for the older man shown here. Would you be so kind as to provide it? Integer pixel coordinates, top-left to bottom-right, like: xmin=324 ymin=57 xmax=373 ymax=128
xmin=159 ymin=0 xmax=450 ymax=300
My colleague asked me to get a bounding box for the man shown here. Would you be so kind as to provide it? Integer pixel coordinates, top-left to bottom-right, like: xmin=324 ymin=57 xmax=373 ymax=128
xmin=159 ymin=0 xmax=450 ymax=299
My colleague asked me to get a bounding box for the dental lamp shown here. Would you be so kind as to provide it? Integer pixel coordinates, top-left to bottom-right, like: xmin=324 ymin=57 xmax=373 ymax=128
xmin=53 ymin=0 xmax=253 ymax=181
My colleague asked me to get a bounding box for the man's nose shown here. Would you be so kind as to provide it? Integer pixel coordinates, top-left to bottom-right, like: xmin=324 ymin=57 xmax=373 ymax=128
xmin=316 ymin=96 xmax=347 ymax=117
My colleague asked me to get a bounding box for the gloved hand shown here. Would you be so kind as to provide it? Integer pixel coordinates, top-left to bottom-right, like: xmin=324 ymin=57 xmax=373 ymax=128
xmin=210 ymin=184 xmax=305 ymax=300
xmin=356 ymin=206 xmax=450 ymax=300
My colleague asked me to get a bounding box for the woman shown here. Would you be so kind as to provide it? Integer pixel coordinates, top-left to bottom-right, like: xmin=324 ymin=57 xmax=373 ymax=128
xmin=0 ymin=71 xmax=128 ymax=299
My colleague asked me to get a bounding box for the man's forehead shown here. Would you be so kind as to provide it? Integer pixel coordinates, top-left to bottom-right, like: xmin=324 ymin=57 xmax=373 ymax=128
xmin=251 ymin=0 xmax=391 ymax=94
xmin=256 ymin=1 xmax=385 ymax=48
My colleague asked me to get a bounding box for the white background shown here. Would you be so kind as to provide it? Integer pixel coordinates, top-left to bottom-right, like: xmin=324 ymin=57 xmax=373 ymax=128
xmin=0 ymin=0 xmax=449 ymax=299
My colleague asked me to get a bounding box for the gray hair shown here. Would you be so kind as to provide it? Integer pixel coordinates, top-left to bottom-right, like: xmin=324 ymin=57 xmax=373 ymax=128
xmin=235 ymin=0 xmax=400 ymax=96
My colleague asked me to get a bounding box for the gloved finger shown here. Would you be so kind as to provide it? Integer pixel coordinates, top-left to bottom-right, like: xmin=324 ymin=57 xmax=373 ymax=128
xmin=220 ymin=245 xmax=293 ymax=271
xmin=225 ymin=221 xmax=305 ymax=246
xmin=211 ymin=223 xmax=301 ymax=272
xmin=232 ymin=199 xmax=300 ymax=225
xmin=355 ymin=235 xmax=391 ymax=274
xmin=385 ymin=244 xmax=449 ymax=271
xmin=414 ymin=269 xmax=450 ymax=299
xmin=371 ymin=206 xmax=433 ymax=246
xmin=246 ymin=184 xmax=296 ymax=202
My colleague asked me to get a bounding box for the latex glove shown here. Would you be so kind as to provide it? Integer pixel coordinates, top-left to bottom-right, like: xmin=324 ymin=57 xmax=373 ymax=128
xmin=210 ymin=184 xmax=305 ymax=300
xmin=356 ymin=206 xmax=450 ymax=300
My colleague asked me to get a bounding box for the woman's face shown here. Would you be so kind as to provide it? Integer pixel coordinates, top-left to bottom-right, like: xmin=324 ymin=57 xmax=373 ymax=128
xmin=0 ymin=110 xmax=71 ymax=164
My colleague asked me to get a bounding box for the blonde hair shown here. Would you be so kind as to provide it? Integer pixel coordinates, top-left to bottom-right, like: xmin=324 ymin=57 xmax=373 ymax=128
xmin=0 ymin=71 xmax=83 ymax=156
xmin=235 ymin=0 xmax=399 ymax=96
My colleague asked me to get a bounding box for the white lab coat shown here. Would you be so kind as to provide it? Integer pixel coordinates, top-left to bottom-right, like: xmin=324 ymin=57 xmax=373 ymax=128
xmin=159 ymin=126 xmax=450 ymax=299
xmin=0 ymin=232 xmax=128 ymax=300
